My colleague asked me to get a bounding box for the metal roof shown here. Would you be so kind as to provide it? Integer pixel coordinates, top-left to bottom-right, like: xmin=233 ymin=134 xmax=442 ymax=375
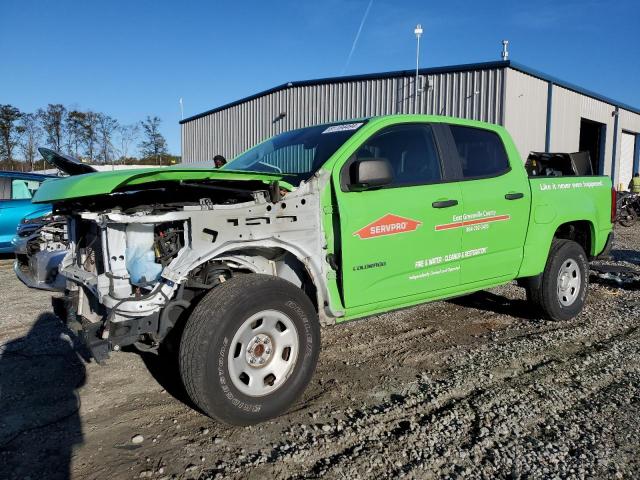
xmin=0 ymin=170 xmax=55 ymax=180
xmin=180 ymin=60 xmax=640 ymax=124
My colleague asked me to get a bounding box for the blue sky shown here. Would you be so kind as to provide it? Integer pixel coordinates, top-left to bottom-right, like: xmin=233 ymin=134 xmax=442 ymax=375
xmin=1 ymin=0 xmax=638 ymax=156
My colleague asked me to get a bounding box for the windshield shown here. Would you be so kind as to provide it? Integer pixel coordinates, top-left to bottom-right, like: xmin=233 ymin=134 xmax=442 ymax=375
xmin=222 ymin=121 xmax=367 ymax=185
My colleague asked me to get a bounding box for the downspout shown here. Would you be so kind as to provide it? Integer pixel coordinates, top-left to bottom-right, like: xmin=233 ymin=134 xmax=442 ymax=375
xmin=545 ymin=82 xmax=553 ymax=152
xmin=499 ymin=67 xmax=507 ymax=126
xmin=611 ymin=107 xmax=619 ymax=185
xmin=633 ymin=133 xmax=640 ymax=176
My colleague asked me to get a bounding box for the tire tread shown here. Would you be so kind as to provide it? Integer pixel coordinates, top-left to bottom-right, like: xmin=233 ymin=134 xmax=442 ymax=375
xmin=178 ymin=274 xmax=319 ymax=424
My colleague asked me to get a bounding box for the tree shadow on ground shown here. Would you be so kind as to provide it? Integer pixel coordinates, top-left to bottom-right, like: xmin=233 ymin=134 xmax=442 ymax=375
xmin=449 ymin=290 xmax=539 ymax=320
xmin=0 ymin=312 xmax=90 ymax=480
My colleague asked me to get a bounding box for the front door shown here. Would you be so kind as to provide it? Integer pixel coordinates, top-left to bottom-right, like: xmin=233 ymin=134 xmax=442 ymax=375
xmin=334 ymin=123 xmax=464 ymax=308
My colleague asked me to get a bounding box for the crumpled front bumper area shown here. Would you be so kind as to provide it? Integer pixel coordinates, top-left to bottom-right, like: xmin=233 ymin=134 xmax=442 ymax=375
xmin=59 ymin=288 xmax=181 ymax=364
xmin=14 ymin=246 xmax=67 ymax=292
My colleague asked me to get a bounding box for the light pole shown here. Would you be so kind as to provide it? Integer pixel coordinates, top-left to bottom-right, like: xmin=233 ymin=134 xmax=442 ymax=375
xmin=414 ymin=24 xmax=423 ymax=113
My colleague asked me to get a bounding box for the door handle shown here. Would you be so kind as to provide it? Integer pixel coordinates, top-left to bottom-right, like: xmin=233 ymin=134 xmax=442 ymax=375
xmin=505 ymin=192 xmax=524 ymax=200
xmin=432 ymin=199 xmax=459 ymax=208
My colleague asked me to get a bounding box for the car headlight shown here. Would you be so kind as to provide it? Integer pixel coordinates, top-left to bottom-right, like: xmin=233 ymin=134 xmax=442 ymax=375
xmin=21 ymin=213 xmax=52 ymax=225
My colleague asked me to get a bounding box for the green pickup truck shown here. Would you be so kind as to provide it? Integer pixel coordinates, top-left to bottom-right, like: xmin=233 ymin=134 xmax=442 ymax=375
xmin=32 ymin=115 xmax=614 ymax=425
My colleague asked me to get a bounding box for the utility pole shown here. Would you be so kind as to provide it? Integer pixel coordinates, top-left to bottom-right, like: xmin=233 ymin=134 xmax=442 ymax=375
xmin=414 ymin=24 xmax=423 ymax=113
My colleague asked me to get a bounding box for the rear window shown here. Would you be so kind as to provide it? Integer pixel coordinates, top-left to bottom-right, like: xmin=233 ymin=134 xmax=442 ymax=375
xmin=450 ymin=125 xmax=510 ymax=179
xmin=12 ymin=179 xmax=41 ymax=199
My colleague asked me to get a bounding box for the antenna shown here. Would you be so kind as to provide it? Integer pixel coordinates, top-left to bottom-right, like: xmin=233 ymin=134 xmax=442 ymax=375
xmin=501 ymin=40 xmax=509 ymax=61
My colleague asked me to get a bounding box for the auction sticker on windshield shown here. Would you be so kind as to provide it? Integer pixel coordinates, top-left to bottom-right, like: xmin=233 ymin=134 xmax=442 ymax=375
xmin=322 ymin=123 xmax=363 ymax=134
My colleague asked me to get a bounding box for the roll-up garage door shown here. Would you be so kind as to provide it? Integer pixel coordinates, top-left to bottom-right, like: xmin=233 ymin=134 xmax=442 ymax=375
xmin=619 ymin=132 xmax=636 ymax=190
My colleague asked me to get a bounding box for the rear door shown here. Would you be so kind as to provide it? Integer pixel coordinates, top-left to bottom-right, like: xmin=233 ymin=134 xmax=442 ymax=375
xmin=334 ymin=123 xmax=464 ymax=308
xmin=445 ymin=125 xmax=530 ymax=284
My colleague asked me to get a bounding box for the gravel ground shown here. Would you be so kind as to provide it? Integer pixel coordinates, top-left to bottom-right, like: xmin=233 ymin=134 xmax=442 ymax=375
xmin=1 ymin=226 xmax=639 ymax=480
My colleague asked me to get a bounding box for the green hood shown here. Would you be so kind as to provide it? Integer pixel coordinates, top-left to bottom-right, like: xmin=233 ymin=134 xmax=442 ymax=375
xmin=32 ymin=167 xmax=290 ymax=203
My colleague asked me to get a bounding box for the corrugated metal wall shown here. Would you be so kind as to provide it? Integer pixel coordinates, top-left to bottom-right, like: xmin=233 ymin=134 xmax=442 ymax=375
xmin=619 ymin=109 xmax=640 ymax=133
xmin=181 ymin=67 xmax=505 ymax=161
xmin=181 ymin=65 xmax=640 ymax=187
xmin=616 ymin=109 xmax=640 ymax=188
xmin=550 ymin=85 xmax=616 ymax=176
xmin=503 ymin=69 xmax=548 ymax=159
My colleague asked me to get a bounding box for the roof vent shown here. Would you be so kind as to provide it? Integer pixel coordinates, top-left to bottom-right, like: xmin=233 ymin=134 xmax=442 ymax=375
xmin=501 ymin=40 xmax=509 ymax=61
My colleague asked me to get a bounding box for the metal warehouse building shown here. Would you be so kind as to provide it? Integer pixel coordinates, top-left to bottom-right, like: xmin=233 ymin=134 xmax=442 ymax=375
xmin=180 ymin=60 xmax=640 ymax=189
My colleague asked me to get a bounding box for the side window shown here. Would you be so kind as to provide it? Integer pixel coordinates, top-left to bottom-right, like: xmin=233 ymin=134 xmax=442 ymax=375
xmin=354 ymin=124 xmax=442 ymax=186
xmin=449 ymin=125 xmax=510 ymax=179
xmin=0 ymin=178 xmax=10 ymax=200
xmin=11 ymin=179 xmax=41 ymax=200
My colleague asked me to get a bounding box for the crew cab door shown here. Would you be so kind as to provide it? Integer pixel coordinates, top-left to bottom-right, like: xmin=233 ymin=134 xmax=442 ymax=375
xmin=333 ymin=123 xmax=464 ymax=309
xmin=445 ymin=125 xmax=530 ymax=284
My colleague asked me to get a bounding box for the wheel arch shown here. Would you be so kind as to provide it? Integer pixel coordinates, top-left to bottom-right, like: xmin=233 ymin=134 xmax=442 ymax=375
xmin=552 ymin=220 xmax=594 ymax=257
xmin=518 ymin=218 xmax=596 ymax=279
xmin=204 ymin=246 xmax=325 ymax=320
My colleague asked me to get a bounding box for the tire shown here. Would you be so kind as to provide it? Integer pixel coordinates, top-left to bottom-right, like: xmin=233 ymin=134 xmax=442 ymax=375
xmin=618 ymin=205 xmax=637 ymax=227
xmin=526 ymin=239 xmax=589 ymax=321
xmin=179 ymin=274 xmax=320 ymax=425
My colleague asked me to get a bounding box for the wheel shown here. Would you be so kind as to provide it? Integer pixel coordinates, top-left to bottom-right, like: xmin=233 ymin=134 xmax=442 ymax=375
xmin=179 ymin=274 xmax=320 ymax=425
xmin=525 ymin=239 xmax=589 ymax=321
xmin=618 ymin=205 xmax=637 ymax=227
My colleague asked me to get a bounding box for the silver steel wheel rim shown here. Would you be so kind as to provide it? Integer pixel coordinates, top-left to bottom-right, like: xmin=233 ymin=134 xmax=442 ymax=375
xmin=557 ymin=258 xmax=581 ymax=306
xmin=227 ymin=309 xmax=299 ymax=397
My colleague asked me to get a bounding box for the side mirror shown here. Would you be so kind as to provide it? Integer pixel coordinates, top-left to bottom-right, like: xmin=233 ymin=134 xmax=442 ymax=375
xmin=349 ymin=158 xmax=393 ymax=191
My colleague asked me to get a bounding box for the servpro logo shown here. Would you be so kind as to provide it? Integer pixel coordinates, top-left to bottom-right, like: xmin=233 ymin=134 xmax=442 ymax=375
xmin=354 ymin=214 xmax=422 ymax=239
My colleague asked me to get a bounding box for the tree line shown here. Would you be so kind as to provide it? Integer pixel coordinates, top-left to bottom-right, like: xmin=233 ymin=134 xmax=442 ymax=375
xmin=0 ymin=103 xmax=179 ymax=171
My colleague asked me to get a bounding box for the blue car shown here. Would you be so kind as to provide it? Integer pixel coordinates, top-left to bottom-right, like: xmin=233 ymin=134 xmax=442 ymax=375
xmin=2 ymin=149 xmax=98 ymax=254
xmin=0 ymin=171 xmax=55 ymax=253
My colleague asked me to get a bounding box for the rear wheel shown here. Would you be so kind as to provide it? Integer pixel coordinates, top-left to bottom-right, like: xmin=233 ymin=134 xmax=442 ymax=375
xmin=526 ymin=239 xmax=589 ymax=321
xmin=179 ymin=274 xmax=320 ymax=425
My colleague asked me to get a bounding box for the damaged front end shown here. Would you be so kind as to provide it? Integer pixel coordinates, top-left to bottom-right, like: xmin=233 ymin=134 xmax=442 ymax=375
xmin=14 ymin=211 xmax=69 ymax=291
xmin=48 ymin=174 xmax=328 ymax=363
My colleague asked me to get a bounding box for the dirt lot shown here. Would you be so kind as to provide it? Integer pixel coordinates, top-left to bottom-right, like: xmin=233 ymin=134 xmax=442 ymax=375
xmin=1 ymin=226 xmax=639 ymax=480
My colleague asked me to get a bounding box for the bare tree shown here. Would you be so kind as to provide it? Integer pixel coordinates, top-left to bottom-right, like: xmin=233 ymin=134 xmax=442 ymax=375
xmin=82 ymin=111 xmax=99 ymax=162
xmin=96 ymin=113 xmax=119 ymax=164
xmin=65 ymin=110 xmax=87 ymax=158
xmin=0 ymin=104 xmax=24 ymax=170
xmin=116 ymin=123 xmax=140 ymax=162
xmin=139 ymin=116 xmax=168 ymax=165
xmin=19 ymin=113 xmax=43 ymax=171
xmin=37 ymin=104 xmax=67 ymax=151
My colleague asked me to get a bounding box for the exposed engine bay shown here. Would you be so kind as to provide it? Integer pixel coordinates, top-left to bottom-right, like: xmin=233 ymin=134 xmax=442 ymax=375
xmin=54 ymin=177 xmax=331 ymax=361
xmin=14 ymin=214 xmax=69 ymax=291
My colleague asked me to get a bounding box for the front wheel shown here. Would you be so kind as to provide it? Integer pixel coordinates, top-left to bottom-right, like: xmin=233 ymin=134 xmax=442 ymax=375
xmin=179 ymin=274 xmax=320 ymax=425
xmin=526 ymin=239 xmax=589 ymax=321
